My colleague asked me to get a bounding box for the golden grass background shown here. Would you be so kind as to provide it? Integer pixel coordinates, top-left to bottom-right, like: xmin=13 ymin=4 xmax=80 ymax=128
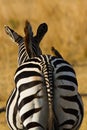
xmin=0 ymin=0 xmax=87 ymax=129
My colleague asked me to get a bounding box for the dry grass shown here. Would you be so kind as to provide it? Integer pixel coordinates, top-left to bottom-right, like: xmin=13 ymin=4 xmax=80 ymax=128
xmin=0 ymin=0 xmax=87 ymax=129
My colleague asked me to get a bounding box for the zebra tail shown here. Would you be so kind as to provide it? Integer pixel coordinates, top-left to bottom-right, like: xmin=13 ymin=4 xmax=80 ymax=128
xmin=48 ymin=104 xmax=54 ymax=130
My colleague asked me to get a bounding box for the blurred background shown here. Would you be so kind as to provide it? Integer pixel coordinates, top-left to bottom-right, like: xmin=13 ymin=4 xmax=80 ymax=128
xmin=0 ymin=0 xmax=87 ymax=129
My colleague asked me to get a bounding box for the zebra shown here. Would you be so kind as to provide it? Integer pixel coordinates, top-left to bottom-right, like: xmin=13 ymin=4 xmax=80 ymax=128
xmin=51 ymin=46 xmax=84 ymax=129
xmin=5 ymin=21 xmax=84 ymax=130
xmin=5 ymin=21 xmax=52 ymax=130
